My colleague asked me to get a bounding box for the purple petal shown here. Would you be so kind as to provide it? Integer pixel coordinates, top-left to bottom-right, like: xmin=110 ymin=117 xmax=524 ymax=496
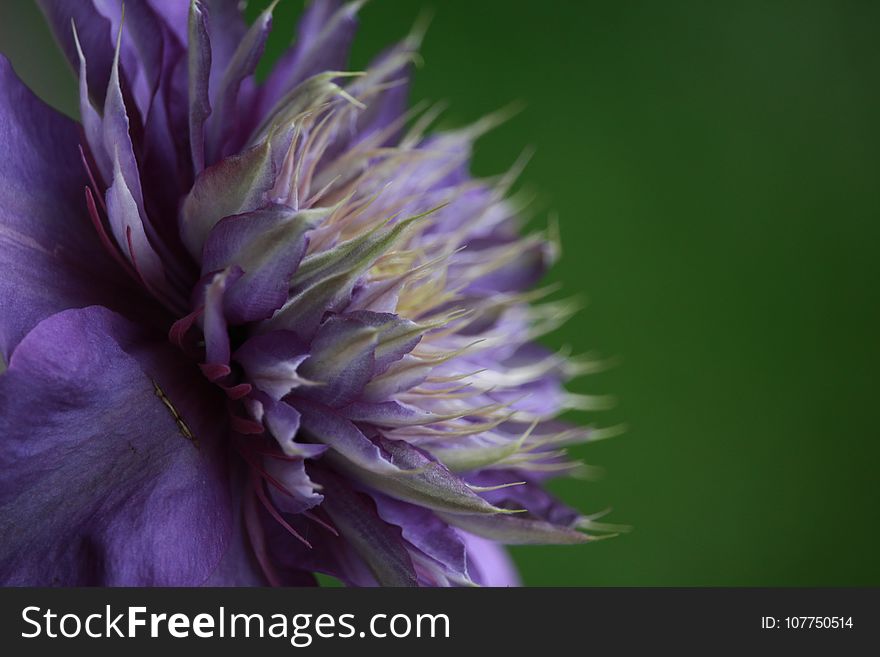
xmin=205 ymin=3 xmax=273 ymax=163
xmin=72 ymin=21 xmax=112 ymax=183
xmin=352 ymin=47 xmax=411 ymax=145
xmin=101 ymin=27 xmax=171 ymax=264
xmin=259 ymin=0 xmax=359 ymax=118
xmin=234 ymin=331 xmax=311 ymax=401
xmin=145 ymin=0 xmax=190 ymax=43
xmin=342 ymin=399 xmax=445 ymax=427
xmin=188 ymin=0 xmax=213 ymax=174
xmin=37 ymin=0 xmax=114 ymax=106
xmin=202 ymin=0 xmax=248 ymax=98
xmin=203 ymin=463 xmax=270 ymax=586
xmin=0 ymin=307 xmax=231 ymax=585
xmin=96 ymin=0 xmax=170 ymax=118
xmin=296 ymin=311 xmax=423 ymax=407
xmin=256 ymin=502 xmax=376 ymax=587
xmin=265 ymin=458 xmax=324 ymax=516
xmin=267 ymin=212 xmax=425 ymax=340
xmin=311 ymin=468 xmax=418 ymax=587
xmin=372 ymin=493 xmax=471 ymax=585
xmin=245 ymin=390 xmax=327 ymax=458
xmin=319 ymin=38 xmax=415 ymax=165
xmin=362 ymin=435 xmax=512 ymax=515
xmin=361 ymin=356 xmax=434 ymax=402
xmin=345 ymin=310 xmax=423 ymax=373
xmin=105 ymin=150 xmax=170 ymax=295
xmin=457 ymin=531 xmax=520 ymax=587
xmin=307 ymin=421 xmax=514 ymax=516
xmin=180 ymin=140 xmax=275 ymax=259
xmin=103 ymin=10 xmax=145 ymax=217
xmin=439 ymin=475 xmax=589 ymax=545
xmin=470 ymin=471 xmax=582 ymax=525
xmin=461 ymin=238 xmax=553 ymax=295
xmin=298 ymin=314 xmax=379 ymax=407
xmin=202 ymin=205 xmax=316 ymax=323
xmin=296 ymin=400 xmax=403 ymax=476
xmin=199 ymin=267 xmax=244 ymax=368
xmin=0 ymin=57 xmax=139 ymax=358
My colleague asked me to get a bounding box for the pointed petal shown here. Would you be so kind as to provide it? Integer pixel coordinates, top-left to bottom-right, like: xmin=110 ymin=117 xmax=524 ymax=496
xmin=298 ymin=314 xmax=378 ymax=407
xmin=188 ymin=0 xmax=213 ymax=174
xmin=202 ymin=0 xmax=249 ymax=95
xmin=372 ymin=493 xmax=471 ymax=584
xmin=457 ymin=531 xmax=520 ymax=587
xmin=297 ymin=400 xmax=403 ymax=476
xmin=342 ymin=400 xmax=444 ymax=427
xmin=199 ymin=267 xmax=244 ymax=368
xmin=440 ymin=512 xmax=590 ymax=546
xmin=84 ymin=0 xmax=173 ymax=119
xmin=102 ymin=14 xmax=147 ymax=218
xmin=202 ymin=204 xmax=318 ymax=323
xmin=37 ymin=0 xmax=114 ymax=106
xmin=145 ymin=0 xmax=190 ymax=42
xmin=266 ymin=211 xmax=426 ymax=339
xmin=205 ymin=2 xmax=274 ymax=162
xmin=0 ymin=57 xmax=137 ymax=359
xmin=361 ymin=355 xmax=433 ymax=402
xmin=245 ymin=390 xmax=327 ymax=458
xmin=180 ymin=139 xmax=275 ymax=259
xmin=351 ymin=435 xmax=515 ymax=516
xmin=312 ymin=468 xmax=418 ymax=587
xmin=234 ymin=331 xmax=311 ymax=401
xmin=299 ymin=411 xmax=514 ymax=516
xmin=105 ymin=151 xmax=169 ymax=294
xmin=260 ymin=0 xmax=360 ymax=117
xmin=257 ymin=497 xmax=383 ymax=587
xmin=427 ymin=436 xmax=525 ymax=473
xmin=265 ymin=458 xmax=324 ymax=515
xmin=439 ymin=475 xmax=588 ymax=545
xmin=72 ymin=22 xmax=112 ymax=183
xmin=345 ymin=310 xmax=424 ymax=373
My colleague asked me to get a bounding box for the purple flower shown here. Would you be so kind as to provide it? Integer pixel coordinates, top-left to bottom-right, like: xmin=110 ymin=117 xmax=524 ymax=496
xmin=0 ymin=0 xmax=617 ymax=587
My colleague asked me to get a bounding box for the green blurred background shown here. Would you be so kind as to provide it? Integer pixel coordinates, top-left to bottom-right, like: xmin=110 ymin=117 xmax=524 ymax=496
xmin=2 ymin=0 xmax=879 ymax=586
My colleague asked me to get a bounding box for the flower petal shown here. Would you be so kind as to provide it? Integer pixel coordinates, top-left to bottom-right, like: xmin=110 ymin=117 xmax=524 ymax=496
xmin=234 ymin=331 xmax=311 ymax=401
xmin=180 ymin=139 xmax=275 ymax=259
xmin=259 ymin=0 xmax=360 ymax=118
xmin=298 ymin=314 xmax=378 ymax=407
xmin=72 ymin=20 xmax=112 ymax=183
xmin=312 ymin=468 xmax=418 ymax=587
xmin=0 ymin=307 xmax=231 ymax=585
xmin=37 ymin=0 xmax=113 ymax=106
xmin=203 ymin=463 xmax=270 ymax=586
xmin=300 ymin=414 xmax=515 ymax=516
xmin=265 ymin=458 xmax=324 ymax=516
xmin=372 ymin=493 xmax=472 ymax=586
xmin=201 ymin=0 xmax=249 ymax=95
xmin=245 ymin=390 xmax=327 ymax=458
xmin=188 ymin=0 xmax=213 ymax=174
xmin=439 ymin=475 xmax=589 ymax=545
xmin=266 ymin=211 xmax=426 ymax=339
xmin=205 ymin=2 xmax=274 ymax=163
xmin=457 ymin=531 xmax=520 ymax=587
xmin=0 ymin=57 xmax=139 ymax=359
xmin=202 ymin=204 xmax=318 ymax=323
xmin=199 ymin=266 xmax=244 ymax=368
xmin=105 ymin=150 xmax=171 ymax=295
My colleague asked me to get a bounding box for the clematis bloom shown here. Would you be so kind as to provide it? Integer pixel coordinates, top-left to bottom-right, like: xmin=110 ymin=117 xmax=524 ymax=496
xmin=0 ymin=0 xmax=616 ymax=587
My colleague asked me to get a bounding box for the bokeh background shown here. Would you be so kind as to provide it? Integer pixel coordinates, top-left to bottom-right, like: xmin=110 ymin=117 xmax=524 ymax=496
xmin=2 ymin=0 xmax=879 ymax=586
